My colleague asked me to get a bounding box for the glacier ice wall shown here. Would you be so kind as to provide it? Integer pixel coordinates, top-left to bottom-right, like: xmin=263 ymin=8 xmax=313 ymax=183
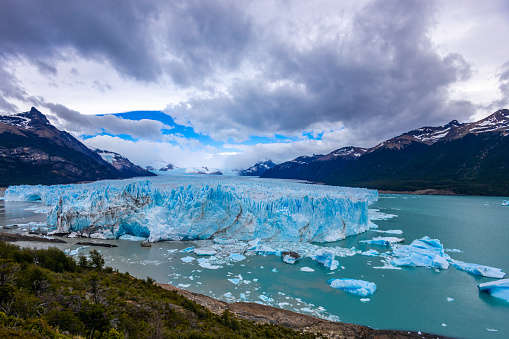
xmin=5 ymin=176 xmax=378 ymax=242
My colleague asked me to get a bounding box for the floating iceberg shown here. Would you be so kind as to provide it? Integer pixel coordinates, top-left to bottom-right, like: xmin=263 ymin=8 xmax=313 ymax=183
xmin=361 ymin=249 xmax=380 ymax=257
xmin=327 ymin=278 xmax=377 ymax=297
xmin=313 ymin=248 xmax=339 ymax=270
xmin=478 ymin=279 xmax=509 ymax=302
xmin=361 ymin=236 xmax=404 ymax=246
xmin=391 ymin=236 xmax=450 ymax=270
xmin=5 ymin=176 xmax=377 ymax=242
xmin=451 ymin=261 xmax=506 ymax=279
xmin=229 ymin=253 xmax=246 ymax=261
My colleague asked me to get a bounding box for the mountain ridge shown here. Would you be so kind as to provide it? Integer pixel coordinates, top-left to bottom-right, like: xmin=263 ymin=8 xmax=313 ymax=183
xmin=262 ymin=109 xmax=509 ymax=196
xmin=0 ymin=107 xmax=154 ymax=186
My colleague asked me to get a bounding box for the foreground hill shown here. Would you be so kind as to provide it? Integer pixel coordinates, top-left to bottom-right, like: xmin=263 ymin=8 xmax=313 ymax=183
xmin=0 ymin=107 xmax=154 ymax=186
xmin=262 ymin=109 xmax=509 ymax=196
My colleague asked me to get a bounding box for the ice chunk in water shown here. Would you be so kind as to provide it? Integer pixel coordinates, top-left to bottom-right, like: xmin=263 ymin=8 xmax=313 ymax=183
xmin=313 ymin=248 xmax=338 ymax=270
xmin=361 ymin=236 xmax=404 ymax=246
xmin=229 ymin=253 xmax=246 ymax=261
xmin=451 ymin=260 xmax=505 ymax=278
xmin=327 ymin=278 xmax=377 ymax=297
xmin=478 ymin=279 xmax=509 ymax=302
xmin=361 ymin=249 xmax=380 ymax=257
xmin=391 ymin=236 xmax=450 ymax=270
xmin=180 ymin=247 xmax=194 ymax=253
xmin=194 ymin=248 xmax=217 ymax=256
xmin=300 ymin=267 xmax=315 ymax=272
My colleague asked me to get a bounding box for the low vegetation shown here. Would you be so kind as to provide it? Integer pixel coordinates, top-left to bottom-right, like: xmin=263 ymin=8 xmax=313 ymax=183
xmin=0 ymin=242 xmax=317 ymax=338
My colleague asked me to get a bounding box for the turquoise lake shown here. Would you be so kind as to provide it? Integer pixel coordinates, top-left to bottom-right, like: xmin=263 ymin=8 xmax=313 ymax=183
xmin=1 ymin=192 xmax=508 ymax=338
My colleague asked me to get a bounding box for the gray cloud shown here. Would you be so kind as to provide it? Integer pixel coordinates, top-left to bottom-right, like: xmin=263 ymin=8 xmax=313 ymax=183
xmin=0 ymin=0 xmax=160 ymax=81
xmin=168 ymin=0 xmax=475 ymax=143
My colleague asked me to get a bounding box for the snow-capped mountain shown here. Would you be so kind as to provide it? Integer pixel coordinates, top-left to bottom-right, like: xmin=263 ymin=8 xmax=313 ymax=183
xmin=93 ymin=149 xmax=155 ymax=178
xmin=263 ymin=109 xmax=509 ymax=196
xmin=0 ymin=107 xmax=154 ymax=186
xmin=239 ymin=160 xmax=277 ymax=176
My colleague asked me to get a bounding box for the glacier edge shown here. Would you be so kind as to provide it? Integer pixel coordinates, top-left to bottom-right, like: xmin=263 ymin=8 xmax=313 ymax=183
xmin=5 ymin=176 xmax=378 ymax=243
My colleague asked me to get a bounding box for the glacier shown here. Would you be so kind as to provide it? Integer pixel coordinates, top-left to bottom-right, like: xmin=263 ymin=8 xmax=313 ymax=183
xmin=4 ymin=175 xmax=377 ymax=243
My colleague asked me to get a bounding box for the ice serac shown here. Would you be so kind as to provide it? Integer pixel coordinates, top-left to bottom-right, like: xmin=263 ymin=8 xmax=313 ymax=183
xmin=327 ymin=278 xmax=377 ymax=297
xmin=5 ymin=176 xmax=377 ymax=242
xmin=478 ymin=279 xmax=509 ymax=302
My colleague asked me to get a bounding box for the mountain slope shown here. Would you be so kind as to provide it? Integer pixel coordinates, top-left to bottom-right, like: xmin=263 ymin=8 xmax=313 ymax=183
xmin=239 ymin=160 xmax=277 ymax=176
xmin=93 ymin=149 xmax=155 ymax=178
xmin=262 ymin=109 xmax=509 ymax=196
xmin=0 ymin=107 xmax=152 ymax=186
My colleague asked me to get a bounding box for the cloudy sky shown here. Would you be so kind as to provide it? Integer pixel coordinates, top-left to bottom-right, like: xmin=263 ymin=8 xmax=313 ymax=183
xmin=1 ymin=0 xmax=508 ymax=170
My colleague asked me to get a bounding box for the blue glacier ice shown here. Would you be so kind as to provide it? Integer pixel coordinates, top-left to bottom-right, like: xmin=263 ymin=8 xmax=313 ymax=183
xmin=391 ymin=236 xmax=450 ymax=269
xmin=313 ymin=248 xmax=339 ymax=270
xmin=5 ymin=175 xmax=377 ymax=242
xmin=451 ymin=260 xmax=506 ymax=279
xmin=478 ymin=279 xmax=509 ymax=302
xmin=327 ymin=278 xmax=377 ymax=297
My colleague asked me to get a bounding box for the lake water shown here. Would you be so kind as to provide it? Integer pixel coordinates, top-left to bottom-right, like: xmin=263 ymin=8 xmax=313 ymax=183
xmin=1 ymin=190 xmax=508 ymax=339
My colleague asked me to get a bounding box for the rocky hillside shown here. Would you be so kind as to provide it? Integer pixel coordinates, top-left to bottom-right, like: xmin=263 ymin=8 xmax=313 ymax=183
xmin=93 ymin=149 xmax=155 ymax=178
xmin=262 ymin=109 xmax=509 ymax=196
xmin=0 ymin=107 xmax=153 ymax=186
xmin=239 ymin=159 xmax=277 ymax=176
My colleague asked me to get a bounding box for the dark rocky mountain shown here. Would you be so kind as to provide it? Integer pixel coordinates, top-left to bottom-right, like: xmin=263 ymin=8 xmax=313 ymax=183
xmin=239 ymin=159 xmax=277 ymax=176
xmin=0 ymin=107 xmax=154 ymax=186
xmin=262 ymin=109 xmax=509 ymax=196
xmin=93 ymin=149 xmax=155 ymax=178
xmin=159 ymin=163 xmax=175 ymax=171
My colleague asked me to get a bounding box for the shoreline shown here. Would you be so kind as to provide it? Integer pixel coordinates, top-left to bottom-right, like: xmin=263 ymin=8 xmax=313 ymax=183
xmin=157 ymin=283 xmax=448 ymax=339
xmin=378 ymin=188 xmax=458 ymax=196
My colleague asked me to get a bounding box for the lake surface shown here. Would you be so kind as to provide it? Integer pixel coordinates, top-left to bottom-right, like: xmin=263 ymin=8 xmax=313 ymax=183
xmin=1 ymin=191 xmax=508 ymax=338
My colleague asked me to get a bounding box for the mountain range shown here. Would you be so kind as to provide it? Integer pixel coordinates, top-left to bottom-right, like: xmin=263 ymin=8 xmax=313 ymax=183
xmin=0 ymin=107 xmax=154 ymax=186
xmin=261 ymin=109 xmax=509 ymax=196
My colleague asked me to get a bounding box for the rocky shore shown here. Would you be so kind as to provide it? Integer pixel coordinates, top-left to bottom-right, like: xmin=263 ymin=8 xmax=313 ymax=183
xmin=157 ymin=283 xmax=449 ymax=339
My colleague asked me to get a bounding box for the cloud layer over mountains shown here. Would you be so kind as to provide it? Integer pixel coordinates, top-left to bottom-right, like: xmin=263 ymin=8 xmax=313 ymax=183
xmin=1 ymin=0 xmax=508 ymax=168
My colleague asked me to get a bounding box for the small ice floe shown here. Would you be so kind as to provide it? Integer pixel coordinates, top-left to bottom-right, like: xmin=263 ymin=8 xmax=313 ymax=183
xmin=228 ymin=278 xmax=241 ymax=285
xmin=229 ymin=253 xmax=246 ymax=261
xmin=360 ymin=298 xmax=370 ymax=302
xmin=447 ymin=297 xmax=454 ymax=302
xmin=368 ymin=208 xmax=398 ymax=220
xmin=442 ymin=323 xmax=447 ymax=327
xmin=300 ymin=267 xmax=315 ymax=272
xmin=313 ymin=248 xmax=339 ymax=270
xmin=272 ymin=268 xmax=278 ymax=273
xmin=361 ymin=236 xmax=404 ymax=246
xmin=180 ymin=246 xmax=194 ymax=253
xmin=327 ymin=278 xmax=377 ymax=297
xmin=259 ymin=295 xmax=274 ymax=303
xmin=255 ymin=245 xmax=282 ymax=256
xmin=214 ymin=237 xmax=236 ymax=245
xmin=487 ymin=329 xmax=498 ymax=332
xmin=361 ymin=249 xmax=380 ymax=257
xmin=300 ymin=307 xmax=313 ymax=312
xmin=478 ymin=279 xmax=509 ymax=302
xmin=282 ymin=251 xmax=301 ymax=264
xmin=391 ymin=236 xmax=450 ymax=270
xmin=119 ymin=234 xmax=147 ymax=241
xmin=372 ymin=229 xmax=403 ymax=234
xmin=177 ymin=284 xmax=191 ymax=288
xmin=501 ymin=200 xmax=509 ymax=206
xmin=194 ymin=248 xmax=217 ymax=256
xmin=181 ymin=256 xmax=195 ymax=263
xmin=445 ymin=248 xmax=463 ymax=253
xmin=450 ymin=260 xmax=506 ymax=278
xmin=197 ymin=258 xmax=221 ymax=270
